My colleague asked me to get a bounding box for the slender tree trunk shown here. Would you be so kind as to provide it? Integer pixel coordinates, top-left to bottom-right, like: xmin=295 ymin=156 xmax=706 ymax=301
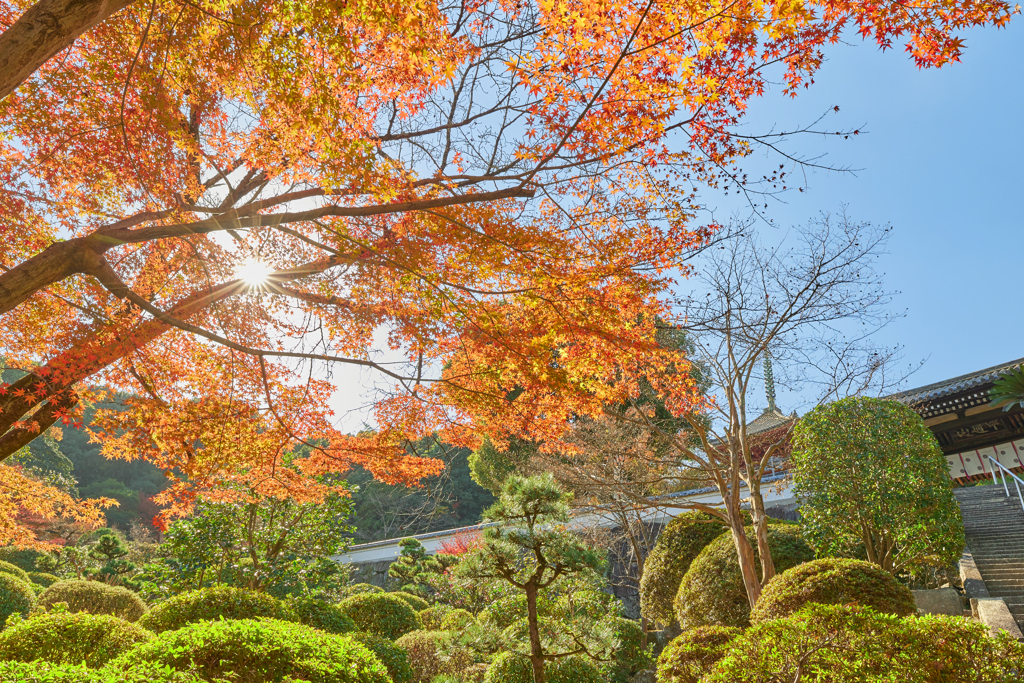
xmin=749 ymin=487 xmax=776 ymax=584
xmin=525 ymin=582 xmax=546 ymax=683
xmin=728 ymin=508 xmax=762 ymax=607
xmin=0 ymin=0 xmax=135 ymax=102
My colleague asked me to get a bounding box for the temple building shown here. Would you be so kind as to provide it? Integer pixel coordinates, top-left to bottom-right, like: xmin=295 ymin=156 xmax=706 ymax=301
xmin=889 ymin=357 xmax=1024 ymax=484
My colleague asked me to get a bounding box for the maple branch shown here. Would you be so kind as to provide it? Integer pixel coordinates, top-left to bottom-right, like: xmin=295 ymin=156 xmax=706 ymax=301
xmin=0 ymin=0 xmax=136 ymax=101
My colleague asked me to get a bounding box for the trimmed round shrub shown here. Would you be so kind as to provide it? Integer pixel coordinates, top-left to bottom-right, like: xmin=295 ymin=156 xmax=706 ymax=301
xmin=346 ymin=583 xmax=385 ymax=596
xmin=554 ymin=590 xmax=616 ymax=621
xmin=137 ymin=585 xmax=290 ymax=633
xmin=0 ymin=612 xmax=150 ymax=667
xmin=674 ymin=525 xmax=814 ymax=628
xmin=339 ymin=592 xmax=420 ymax=640
xmin=438 ymin=608 xmax=475 ymax=630
xmin=288 ymin=594 xmax=357 ymax=634
xmin=657 ymin=626 xmax=741 ymax=683
xmin=39 ymin=581 xmax=147 ymax=622
xmin=351 ymin=632 xmax=414 ymax=683
xmin=750 ymin=558 xmax=916 ymax=623
xmin=639 ymin=512 xmax=729 ymax=628
xmin=0 ymin=661 xmax=204 ymax=682
xmin=391 ymin=591 xmax=430 ymax=611
xmin=112 ymin=618 xmax=390 ymax=683
xmin=548 ymin=656 xmax=603 ymax=683
xmin=0 ymin=560 xmax=31 ymax=583
xmin=418 ymin=605 xmax=450 ymax=630
xmin=482 ymin=651 xmax=531 ymax=683
xmin=28 ymin=571 xmax=60 ymax=588
xmin=0 ymin=573 xmax=35 ymax=624
xmin=602 ymin=616 xmax=651 ymax=683
xmin=395 ymin=630 xmax=473 ymax=683
xmin=0 ymin=547 xmax=43 ymax=573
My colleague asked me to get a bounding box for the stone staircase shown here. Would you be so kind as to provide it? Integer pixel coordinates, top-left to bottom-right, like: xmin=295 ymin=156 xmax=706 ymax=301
xmin=954 ymin=485 xmax=1024 ymax=628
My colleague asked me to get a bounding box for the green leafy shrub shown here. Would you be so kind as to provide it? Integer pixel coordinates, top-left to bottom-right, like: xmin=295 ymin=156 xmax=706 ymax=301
xmin=0 ymin=548 xmax=43 ymax=573
xmin=547 ymin=656 xmax=603 ymax=683
xmin=395 ymin=630 xmax=474 ymax=683
xmin=750 ymin=558 xmax=916 ymax=623
xmin=0 ymin=560 xmax=30 ymax=583
xmin=656 ymin=626 xmax=740 ymax=683
xmin=0 ymin=612 xmax=150 ymax=667
xmin=112 ymin=618 xmax=389 ymax=683
xmin=0 ymin=573 xmax=35 ymax=624
xmin=137 ymin=585 xmax=290 ymax=632
xmin=352 ymin=632 xmax=414 ymax=683
xmin=639 ymin=512 xmax=728 ymax=628
xmin=0 ymin=661 xmax=203 ymax=683
xmin=674 ymin=525 xmax=814 ymax=628
xmin=38 ymin=581 xmax=147 ymax=622
xmin=438 ymin=608 xmax=475 ymax=630
xmin=392 ymin=591 xmax=430 ymax=611
xmin=553 ymin=590 xmax=616 ymax=622
xmin=479 ymin=592 xmax=554 ymax=631
xmin=287 ymin=594 xmax=357 ymax=634
xmin=419 ymin=605 xmax=451 ymax=630
xmin=28 ymin=572 xmax=60 ymax=588
xmin=346 ymin=583 xmax=385 ymax=596
xmin=601 ymin=616 xmax=651 ymax=683
xmin=482 ymin=652 xmax=531 ymax=683
xmin=339 ymin=592 xmax=420 ymax=640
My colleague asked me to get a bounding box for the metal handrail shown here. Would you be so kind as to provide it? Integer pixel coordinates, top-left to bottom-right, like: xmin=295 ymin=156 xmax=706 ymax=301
xmin=986 ymin=456 xmax=1024 ymax=514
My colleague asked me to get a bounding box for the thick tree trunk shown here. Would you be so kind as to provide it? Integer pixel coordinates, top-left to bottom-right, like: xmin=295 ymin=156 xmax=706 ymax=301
xmin=728 ymin=510 xmax=762 ymax=608
xmin=525 ymin=582 xmax=546 ymax=683
xmin=0 ymin=0 xmax=134 ymax=101
xmin=0 ymin=236 xmax=112 ymax=316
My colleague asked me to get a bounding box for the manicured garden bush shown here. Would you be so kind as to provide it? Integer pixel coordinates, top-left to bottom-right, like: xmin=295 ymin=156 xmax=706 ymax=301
xmin=674 ymin=525 xmax=814 ymax=628
xmin=438 ymin=608 xmax=475 ymax=630
xmin=288 ymin=594 xmax=357 ymax=634
xmin=339 ymin=592 xmax=420 ymax=640
xmin=601 ymin=616 xmax=652 ymax=683
xmin=112 ymin=618 xmax=390 ymax=683
xmin=482 ymin=651 xmax=531 ymax=683
xmin=418 ymin=605 xmax=450 ymax=630
xmin=547 ymin=656 xmax=603 ymax=683
xmin=346 ymin=583 xmax=385 ymax=596
xmin=39 ymin=581 xmax=147 ymax=622
xmin=27 ymin=572 xmax=60 ymax=588
xmin=137 ymin=585 xmax=290 ymax=632
xmin=0 ymin=560 xmax=31 ymax=583
xmin=391 ymin=591 xmax=430 ymax=611
xmin=394 ymin=630 xmax=473 ymax=683
xmin=0 ymin=661 xmax=203 ymax=683
xmin=749 ymin=558 xmax=916 ymax=623
xmin=0 ymin=547 xmax=43 ymax=573
xmin=638 ymin=512 xmax=728 ymax=628
xmin=656 ymin=626 xmax=741 ymax=683
xmin=0 ymin=613 xmax=151 ymax=667
xmin=0 ymin=573 xmax=35 ymax=624
xmin=351 ymin=632 xmax=414 ymax=683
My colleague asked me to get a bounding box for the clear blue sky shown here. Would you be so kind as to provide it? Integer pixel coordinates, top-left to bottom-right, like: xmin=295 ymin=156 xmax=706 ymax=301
xmin=712 ymin=20 xmax=1024 ymax=404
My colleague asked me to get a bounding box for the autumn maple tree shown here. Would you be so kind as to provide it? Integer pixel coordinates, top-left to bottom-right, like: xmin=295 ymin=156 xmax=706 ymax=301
xmin=0 ymin=0 xmax=1015 ymax=541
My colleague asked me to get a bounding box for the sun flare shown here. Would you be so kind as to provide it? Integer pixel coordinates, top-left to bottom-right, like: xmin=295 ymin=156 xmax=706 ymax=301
xmin=235 ymin=259 xmax=273 ymax=286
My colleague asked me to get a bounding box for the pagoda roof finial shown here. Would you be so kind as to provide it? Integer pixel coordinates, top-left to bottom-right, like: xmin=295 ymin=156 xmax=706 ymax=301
xmin=764 ymin=352 xmax=777 ymax=414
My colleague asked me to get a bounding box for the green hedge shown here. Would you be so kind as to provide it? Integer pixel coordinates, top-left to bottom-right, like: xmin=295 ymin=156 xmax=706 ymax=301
xmin=438 ymin=608 xmax=475 ymax=630
xmin=750 ymin=558 xmax=917 ymax=623
xmin=351 ymin=632 xmax=414 ymax=683
xmin=339 ymin=592 xmax=419 ymax=640
xmin=657 ymin=626 xmax=740 ymax=683
xmin=483 ymin=651 xmax=532 ymax=683
xmin=0 ymin=613 xmax=150 ymax=667
xmin=418 ymin=605 xmax=450 ymax=630
xmin=39 ymin=581 xmax=147 ymax=622
xmin=0 ymin=661 xmax=203 ymax=683
xmin=0 ymin=548 xmax=43 ymax=573
xmin=0 ymin=573 xmax=35 ymax=624
xmin=639 ymin=512 xmax=728 ymax=628
xmin=674 ymin=525 xmax=814 ymax=628
xmin=137 ymin=585 xmax=290 ymax=633
xmin=27 ymin=572 xmax=60 ymax=588
xmin=288 ymin=594 xmax=357 ymax=634
xmin=112 ymin=618 xmax=390 ymax=683
xmin=703 ymin=603 xmax=1024 ymax=682
xmin=482 ymin=653 xmax=602 ymax=683
xmin=391 ymin=591 xmax=430 ymax=612
xmin=0 ymin=560 xmax=31 ymax=583
xmin=345 ymin=583 xmax=385 ymax=596
xmin=602 ymin=616 xmax=651 ymax=683
xmin=395 ymin=630 xmax=473 ymax=683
